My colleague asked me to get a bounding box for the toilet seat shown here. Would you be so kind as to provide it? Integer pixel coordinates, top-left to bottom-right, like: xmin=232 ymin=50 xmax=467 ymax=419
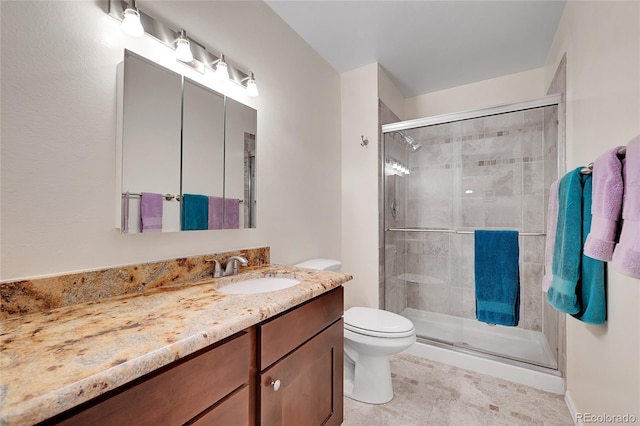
xmin=344 ymin=307 xmax=415 ymax=338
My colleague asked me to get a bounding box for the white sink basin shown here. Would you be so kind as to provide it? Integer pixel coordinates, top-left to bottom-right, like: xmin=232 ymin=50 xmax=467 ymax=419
xmin=217 ymin=277 xmax=302 ymax=294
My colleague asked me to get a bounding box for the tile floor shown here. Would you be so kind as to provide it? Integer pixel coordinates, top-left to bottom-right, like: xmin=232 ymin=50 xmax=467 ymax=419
xmin=343 ymin=353 xmax=574 ymax=425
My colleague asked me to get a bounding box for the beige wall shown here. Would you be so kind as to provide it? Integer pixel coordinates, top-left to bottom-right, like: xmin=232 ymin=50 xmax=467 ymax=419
xmin=378 ymin=65 xmax=406 ymax=120
xmin=0 ymin=1 xmax=342 ymax=280
xmin=404 ymin=68 xmax=545 ymax=119
xmin=545 ymin=1 xmax=640 ymax=420
xmin=341 ymin=63 xmax=380 ymax=309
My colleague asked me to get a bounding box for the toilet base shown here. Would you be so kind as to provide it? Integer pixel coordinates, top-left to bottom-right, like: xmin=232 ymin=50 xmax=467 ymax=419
xmin=344 ymin=352 xmax=394 ymax=404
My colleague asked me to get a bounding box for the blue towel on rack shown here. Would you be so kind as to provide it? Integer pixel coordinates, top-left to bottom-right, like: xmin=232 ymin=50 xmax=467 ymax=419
xmin=573 ymin=174 xmax=606 ymax=324
xmin=474 ymin=230 xmax=520 ymax=326
xmin=181 ymin=194 xmax=208 ymax=231
xmin=547 ymin=168 xmax=583 ymax=314
xmin=547 ymin=168 xmax=606 ymax=323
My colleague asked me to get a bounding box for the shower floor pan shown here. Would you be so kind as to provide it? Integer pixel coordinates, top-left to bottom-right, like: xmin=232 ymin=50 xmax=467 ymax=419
xmin=401 ymin=308 xmax=557 ymax=369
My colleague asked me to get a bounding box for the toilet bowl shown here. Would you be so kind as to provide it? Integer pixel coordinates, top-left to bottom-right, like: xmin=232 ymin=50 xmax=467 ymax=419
xmin=293 ymin=259 xmax=417 ymax=405
xmin=343 ymin=307 xmax=416 ymax=404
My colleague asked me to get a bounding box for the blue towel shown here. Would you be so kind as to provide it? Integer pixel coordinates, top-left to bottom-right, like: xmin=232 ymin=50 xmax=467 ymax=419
xmin=474 ymin=230 xmax=520 ymax=326
xmin=548 ymin=168 xmax=606 ymax=323
xmin=573 ymin=173 xmax=607 ymax=324
xmin=181 ymin=194 xmax=209 ymax=231
xmin=547 ymin=168 xmax=583 ymax=314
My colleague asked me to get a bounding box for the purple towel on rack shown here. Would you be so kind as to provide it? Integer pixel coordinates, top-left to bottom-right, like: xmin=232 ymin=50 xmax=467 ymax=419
xmin=584 ymin=146 xmax=625 ymax=261
xmin=208 ymin=196 xmax=224 ymax=230
xmin=224 ymin=198 xmax=240 ymax=229
xmin=140 ymin=192 xmax=163 ymax=233
xmin=542 ymin=179 xmax=560 ymax=292
xmin=612 ymin=135 xmax=640 ymax=278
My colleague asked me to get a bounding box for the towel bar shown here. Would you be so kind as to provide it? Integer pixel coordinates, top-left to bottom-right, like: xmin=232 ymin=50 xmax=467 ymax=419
xmin=122 ymin=193 xmax=244 ymax=203
xmin=385 ymin=228 xmax=545 ymax=236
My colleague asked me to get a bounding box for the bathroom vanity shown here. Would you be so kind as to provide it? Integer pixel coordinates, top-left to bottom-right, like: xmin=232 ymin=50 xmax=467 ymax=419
xmin=0 ymin=262 xmax=351 ymax=426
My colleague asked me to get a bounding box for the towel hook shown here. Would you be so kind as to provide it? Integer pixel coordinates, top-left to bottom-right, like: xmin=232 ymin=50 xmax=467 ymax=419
xmin=361 ymin=135 xmax=369 ymax=147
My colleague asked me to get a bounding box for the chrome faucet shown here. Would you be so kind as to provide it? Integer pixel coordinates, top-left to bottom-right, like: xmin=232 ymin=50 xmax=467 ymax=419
xmin=224 ymin=255 xmax=248 ymax=276
xmin=205 ymin=258 xmax=223 ymax=278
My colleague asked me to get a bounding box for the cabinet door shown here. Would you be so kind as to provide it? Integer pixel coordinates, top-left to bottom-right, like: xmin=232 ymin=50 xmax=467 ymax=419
xmin=259 ymin=319 xmax=343 ymax=426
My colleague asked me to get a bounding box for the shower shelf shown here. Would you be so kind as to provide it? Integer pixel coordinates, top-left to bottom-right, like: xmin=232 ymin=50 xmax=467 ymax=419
xmin=385 ymin=228 xmax=545 ymax=236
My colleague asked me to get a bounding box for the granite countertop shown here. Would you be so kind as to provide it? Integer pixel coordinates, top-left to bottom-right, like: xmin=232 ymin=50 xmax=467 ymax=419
xmin=0 ymin=265 xmax=352 ymax=425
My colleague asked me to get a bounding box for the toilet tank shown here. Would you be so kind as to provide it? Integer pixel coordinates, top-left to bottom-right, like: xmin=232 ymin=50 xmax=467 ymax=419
xmin=293 ymin=258 xmax=341 ymax=272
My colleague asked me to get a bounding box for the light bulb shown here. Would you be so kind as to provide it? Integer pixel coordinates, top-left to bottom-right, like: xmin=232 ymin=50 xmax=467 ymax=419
xmin=121 ymin=7 xmax=143 ymax=37
xmin=246 ymin=73 xmax=259 ymax=97
xmin=175 ymin=37 xmax=193 ymax=63
xmin=214 ymin=58 xmax=230 ymax=81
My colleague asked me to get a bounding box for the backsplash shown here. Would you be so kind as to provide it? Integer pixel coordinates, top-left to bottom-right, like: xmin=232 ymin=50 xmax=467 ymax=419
xmin=0 ymin=247 xmax=269 ymax=320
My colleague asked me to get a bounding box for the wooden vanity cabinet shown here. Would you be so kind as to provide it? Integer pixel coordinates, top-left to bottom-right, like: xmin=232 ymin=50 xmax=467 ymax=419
xmin=43 ymin=286 xmax=343 ymax=426
xmin=258 ymin=286 xmax=344 ymax=426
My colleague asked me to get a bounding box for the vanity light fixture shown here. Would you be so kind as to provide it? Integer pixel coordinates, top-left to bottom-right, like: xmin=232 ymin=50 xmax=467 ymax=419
xmin=245 ymin=72 xmax=259 ymax=97
xmin=121 ymin=0 xmax=143 ymax=37
xmin=108 ymin=0 xmax=259 ymax=96
xmin=213 ymin=54 xmax=230 ymax=82
xmin=175 ymin=29 xmax=194 ymax=63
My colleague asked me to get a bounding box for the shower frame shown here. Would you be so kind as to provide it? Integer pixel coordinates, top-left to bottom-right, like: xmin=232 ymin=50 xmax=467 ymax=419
xmin=380 ymin=93 xmax=565 ymax=375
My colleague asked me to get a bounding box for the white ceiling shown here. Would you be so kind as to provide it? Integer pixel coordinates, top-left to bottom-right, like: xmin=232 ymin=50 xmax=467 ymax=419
xmin=265 ymin=1 xmax=566 ymax=97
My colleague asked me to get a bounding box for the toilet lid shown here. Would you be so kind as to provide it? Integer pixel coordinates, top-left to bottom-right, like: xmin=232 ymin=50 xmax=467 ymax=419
xmin=293 ymin=259 xmax=341 ymax=272
xmin=344 ymin=307 xmax=415 ymax=338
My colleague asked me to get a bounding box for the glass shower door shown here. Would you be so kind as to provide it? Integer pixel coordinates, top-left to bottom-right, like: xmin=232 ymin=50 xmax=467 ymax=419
xmin=383 ymin=124 xmax=465 ymax=347
xmin=382 ymin=100 xmax=561 ymax=371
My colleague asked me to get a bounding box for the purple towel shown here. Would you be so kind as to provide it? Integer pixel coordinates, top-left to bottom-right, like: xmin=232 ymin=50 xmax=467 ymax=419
xmin=542 ymin=179 xmax=560 ymax=291
xmin=208 ymin=196 xmax=224 ymax=230
xmin=612 ymin=135 xmax=640 ymax=278
xmin=140 ymin=192 xmax=163 ymax=233
xmin=224 ymin=198 xmax=240 ymax=229
xmin=584 ymin=146 xmax=625 ymax=261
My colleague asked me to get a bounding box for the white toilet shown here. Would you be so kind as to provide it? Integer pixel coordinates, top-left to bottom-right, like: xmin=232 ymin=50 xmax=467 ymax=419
xmin=293 ymin=259 xmax=416 ymax=404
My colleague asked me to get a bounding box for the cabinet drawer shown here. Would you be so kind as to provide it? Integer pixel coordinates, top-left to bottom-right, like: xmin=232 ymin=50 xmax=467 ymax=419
xmin=260 ymin=287 xmax=343 ymax=368
xmin=189 ymin=385 xmax=250 ymax=426
xmin=52 ymin=332 xmax=250 ymax=426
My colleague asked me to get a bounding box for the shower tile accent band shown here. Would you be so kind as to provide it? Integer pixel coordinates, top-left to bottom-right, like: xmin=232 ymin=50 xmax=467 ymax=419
xmin=386 ymin=228 xmax=546 ymax=236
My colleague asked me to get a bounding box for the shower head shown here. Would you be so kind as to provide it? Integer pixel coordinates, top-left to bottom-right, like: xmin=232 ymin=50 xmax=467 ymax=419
xmin=402 ymin=134 xmax=415 ymax=145
xmin=390 ymin=131 xmax=421 ymax=152
xmin=393 ymin=131 xmax=420 ymax=151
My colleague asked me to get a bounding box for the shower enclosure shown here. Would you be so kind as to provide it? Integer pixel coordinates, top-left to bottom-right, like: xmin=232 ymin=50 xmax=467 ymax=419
xmin=381 ymin=95 xmax=563 ymax=371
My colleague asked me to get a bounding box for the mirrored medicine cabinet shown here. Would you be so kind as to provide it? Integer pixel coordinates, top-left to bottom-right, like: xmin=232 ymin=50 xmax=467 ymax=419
xmin=116 ymin=50 xmax=257 ymax=233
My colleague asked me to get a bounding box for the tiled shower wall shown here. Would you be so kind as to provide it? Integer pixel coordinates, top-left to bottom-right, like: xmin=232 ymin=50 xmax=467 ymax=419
xmin=384 ymin=106 xmax=558 ymax=332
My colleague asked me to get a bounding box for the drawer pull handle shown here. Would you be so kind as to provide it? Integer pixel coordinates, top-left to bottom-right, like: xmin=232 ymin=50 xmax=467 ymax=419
xmin=271 ymin=379 xmax=281 ymax=391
